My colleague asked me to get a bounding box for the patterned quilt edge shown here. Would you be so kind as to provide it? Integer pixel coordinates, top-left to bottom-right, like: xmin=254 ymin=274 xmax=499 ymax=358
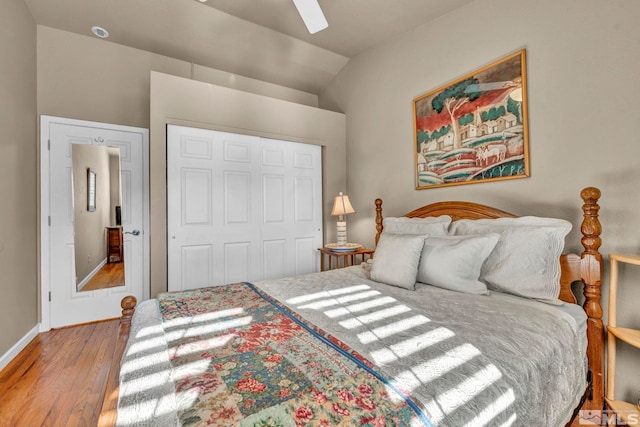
xmin=243 ymin=281 xmax=435 ymax=427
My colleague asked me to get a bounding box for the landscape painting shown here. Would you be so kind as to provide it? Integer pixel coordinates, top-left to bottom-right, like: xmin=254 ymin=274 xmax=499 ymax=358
xmin=414 ymin=49 xmax=530 ymax=189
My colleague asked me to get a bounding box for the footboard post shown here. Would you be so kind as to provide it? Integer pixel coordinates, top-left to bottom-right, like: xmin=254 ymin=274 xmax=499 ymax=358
xmin=120 ymin=295 xmax=136 ymax=325
xmin=579 ymin=187 xmax=604 ymax=412
xmin=98 ymin=296 xmax=137 ymax=427
xmin=375 ymin=198 xmax=383 ymax=246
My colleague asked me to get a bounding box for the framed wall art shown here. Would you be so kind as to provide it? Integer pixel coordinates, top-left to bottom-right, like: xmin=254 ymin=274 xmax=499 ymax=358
xmin=413 ymin=49 xmax=530 ymax=189
xmin=87 ymin=167 xmax=96 ymax=212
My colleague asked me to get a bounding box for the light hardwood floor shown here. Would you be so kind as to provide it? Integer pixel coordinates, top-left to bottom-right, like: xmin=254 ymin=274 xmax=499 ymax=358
xmin=80 ymin=262 xmax=125 ymax=292
xmin=0 ymin=320 xmax=119 ymax=427
xmin=0 ymin=319 xmax=603 ymax=426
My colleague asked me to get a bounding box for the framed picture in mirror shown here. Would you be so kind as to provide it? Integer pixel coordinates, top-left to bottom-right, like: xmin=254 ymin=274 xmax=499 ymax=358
xmin=87 ymin=168 xmax=96 ymax=212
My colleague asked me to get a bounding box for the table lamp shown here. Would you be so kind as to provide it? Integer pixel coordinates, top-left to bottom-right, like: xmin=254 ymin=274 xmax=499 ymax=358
xmin=331 ymin=192 xmax=355 ymax=246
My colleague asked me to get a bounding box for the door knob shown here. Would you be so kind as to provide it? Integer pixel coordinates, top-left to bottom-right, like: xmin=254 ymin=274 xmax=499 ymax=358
xmin=125 ymin=229 xmax=141 ymax=236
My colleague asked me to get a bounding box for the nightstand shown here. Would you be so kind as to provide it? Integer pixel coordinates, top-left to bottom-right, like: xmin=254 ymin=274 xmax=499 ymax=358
xmin=605 ymin=253 xmax=640 ymax=426
xmin=318 ymin=247 xmax=374 ymax=272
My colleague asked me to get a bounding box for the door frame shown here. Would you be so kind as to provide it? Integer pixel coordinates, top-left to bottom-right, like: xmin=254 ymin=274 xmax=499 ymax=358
xmin=39 ymin=115 xmax=150 ymax=331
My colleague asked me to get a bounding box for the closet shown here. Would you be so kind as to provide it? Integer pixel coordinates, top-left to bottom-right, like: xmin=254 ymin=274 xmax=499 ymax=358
xmin=166 ymin=125 xmax=323 ymax=291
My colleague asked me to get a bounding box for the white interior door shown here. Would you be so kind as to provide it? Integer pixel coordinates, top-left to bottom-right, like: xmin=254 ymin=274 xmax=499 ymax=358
xmin=167 ymin=125 xmax=322 ymax=292
xmin=42 ymin=117 xmax=149 ymax=329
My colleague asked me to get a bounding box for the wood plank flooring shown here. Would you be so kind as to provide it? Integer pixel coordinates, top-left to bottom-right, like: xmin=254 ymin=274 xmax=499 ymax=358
xmin=0 ymin=320 xmax=119 ymax=427
xmin=80 ymin=262 xmax=125 ymax=292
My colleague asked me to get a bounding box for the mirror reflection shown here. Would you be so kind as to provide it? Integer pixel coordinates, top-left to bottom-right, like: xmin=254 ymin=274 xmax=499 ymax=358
xmin=72 ymin=144 xmax=125 ymax=292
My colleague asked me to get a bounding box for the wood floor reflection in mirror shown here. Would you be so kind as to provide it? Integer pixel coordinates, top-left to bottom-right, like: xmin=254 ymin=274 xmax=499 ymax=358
xmin=80 ymin=261 xmax=125 ymax=292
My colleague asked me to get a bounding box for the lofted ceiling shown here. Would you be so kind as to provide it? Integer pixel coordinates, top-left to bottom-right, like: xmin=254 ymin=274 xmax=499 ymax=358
xmin=24 ymin=0 xmax=476 ymax=95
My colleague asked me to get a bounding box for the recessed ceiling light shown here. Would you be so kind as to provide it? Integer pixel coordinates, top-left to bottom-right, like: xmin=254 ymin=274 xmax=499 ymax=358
xmin=91 ymin=26 xmax=109 ymax=39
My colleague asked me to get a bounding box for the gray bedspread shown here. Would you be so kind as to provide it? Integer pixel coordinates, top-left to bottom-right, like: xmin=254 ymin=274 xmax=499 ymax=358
xmin=117 ymin=266 xmax=586 ymax=427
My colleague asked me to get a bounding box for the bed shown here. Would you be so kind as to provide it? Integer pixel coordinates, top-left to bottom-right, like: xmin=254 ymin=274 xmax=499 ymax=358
xmin=99 ymin=187 xmax=604 ymax=427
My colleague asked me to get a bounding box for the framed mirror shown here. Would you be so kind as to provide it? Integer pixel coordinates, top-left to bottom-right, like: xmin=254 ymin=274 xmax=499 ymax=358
xmin=72 ymin=144 xmax=125 ymax=292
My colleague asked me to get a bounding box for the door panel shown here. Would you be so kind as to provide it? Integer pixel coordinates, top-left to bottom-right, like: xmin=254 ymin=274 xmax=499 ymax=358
xmin=182 ymin=169 xmax=212 ymax=225
xmin=167 ymin=125 xmax=322 ymax=292
xmin=263 ymin=239 xmax=286 ymax=280
xmin=224 ymin=241 xmax=252 ymax=283
xmin=263 ymin=175 xmax=285 ymax=223
xmin=295 ymin=237 xmax=316 ymax=276
xmin=294 ymin=176 xmax=315 ymax=222
xmin=224 ymin=171 xmax=251 ymax=224
xmin=182 ymin=245 xmax=213 ymax=289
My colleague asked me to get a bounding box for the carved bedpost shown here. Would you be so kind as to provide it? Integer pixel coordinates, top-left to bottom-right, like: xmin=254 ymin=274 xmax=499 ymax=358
xmin=375 ymin=199 xmax=383 ymax=246
xmin=99 ymin=296 xmax=137 ymax=426
xmin=120 ymin=295 xmax=137 ymax=325
xmin=580 ymin=187 xmax=604 ymax=411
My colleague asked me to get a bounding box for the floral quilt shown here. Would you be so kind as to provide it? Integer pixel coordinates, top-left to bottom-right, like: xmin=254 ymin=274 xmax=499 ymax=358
xmin=157 ymin=282 xmax=431 ymax=427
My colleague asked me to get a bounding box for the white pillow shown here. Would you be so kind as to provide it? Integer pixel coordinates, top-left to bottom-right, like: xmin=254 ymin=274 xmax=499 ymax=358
xmin=370 ymin=233 xmax=427 ymax=290
xmin=449 ymin=216 xmax=572 ymax=301
xmin=383 ymin=216 xmax=451 ymax=236
xmin=416 ymin=234 xmax=500 ymax=295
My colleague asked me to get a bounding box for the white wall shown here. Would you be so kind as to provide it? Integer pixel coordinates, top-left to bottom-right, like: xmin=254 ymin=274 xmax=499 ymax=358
xmin=321 ymin=0 xmax=640 ymax=402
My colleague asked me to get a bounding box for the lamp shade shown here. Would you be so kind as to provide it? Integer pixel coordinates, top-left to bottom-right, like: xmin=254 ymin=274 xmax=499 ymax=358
xmin=331 ymin=192 xmax=355 ymax=216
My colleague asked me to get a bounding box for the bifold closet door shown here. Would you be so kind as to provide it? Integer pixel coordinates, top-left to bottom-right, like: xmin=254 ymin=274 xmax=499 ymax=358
xmin=167 ymin=125 xmax=322 ymax=292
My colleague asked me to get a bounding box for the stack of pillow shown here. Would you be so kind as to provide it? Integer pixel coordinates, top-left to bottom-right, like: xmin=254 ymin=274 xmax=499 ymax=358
xmin=369 ymin=215 xmax=572 ymax=303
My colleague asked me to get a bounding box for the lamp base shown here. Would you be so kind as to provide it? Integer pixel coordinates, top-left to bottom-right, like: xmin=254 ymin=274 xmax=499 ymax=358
xmin=336 ymin=221 xmax=347 ymax=247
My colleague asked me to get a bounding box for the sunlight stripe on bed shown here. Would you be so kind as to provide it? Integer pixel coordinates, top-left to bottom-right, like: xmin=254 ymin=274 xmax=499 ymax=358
xmin=161 ymin=307 xmax=246 ymax=328
xmin=324 ymin=296 xmax=396 ymax=318
xmin=297 ymin=290 xmax=381 ymax=310
xmin=425 ymin=364 xmax=502 ymax=423
xmin=164 ymin=316 xmax=252 ymax=341
xmin=286 ymin=284 xmax=371 ymax=304
xmin=357 ymin=314 xmax=430 ymax=344
xmin=462 ymin=388 xmax=516 ymax=427
xmin=339 ymin=304 xmax=412 ymax=328
xmin=391 ymin=343 xmax=481 ymax=390
xmin=370 ymin=327 xmax=455 ymax=364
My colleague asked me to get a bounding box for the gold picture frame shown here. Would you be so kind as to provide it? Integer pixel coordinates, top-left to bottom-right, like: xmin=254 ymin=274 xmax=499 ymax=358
xmin=413 ymin=49 xmax=530 ymax=189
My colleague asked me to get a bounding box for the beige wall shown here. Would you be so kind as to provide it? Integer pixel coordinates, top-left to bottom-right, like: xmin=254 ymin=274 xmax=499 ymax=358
xmin=320 ymin=0 xmax=640 ymax=403
xmin=0 ymin=0 xmax=37 ymax=356
xmin=36 ymin=26 xmax=318 ymax=131
xmin=36 ymin=27 xmax=323 ymax=298
xmin=35 ymin=26 xmax=342 ymax=300
xmin=149 ymin=72 xmax=346 ymax=297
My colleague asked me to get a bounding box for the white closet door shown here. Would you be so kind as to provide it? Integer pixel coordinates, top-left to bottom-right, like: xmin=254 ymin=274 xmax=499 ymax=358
xmin=260 ymin=138 xmax=323 ymax=279
xmin=167 ymin=125 xmax=322 ymax=292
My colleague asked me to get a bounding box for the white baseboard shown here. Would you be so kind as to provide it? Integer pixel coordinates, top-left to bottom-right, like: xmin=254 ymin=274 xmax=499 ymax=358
xmin=0 ymin=324 xmax=40 ymax=372
xmin=77 ymin=258 xmax=108 ymax=291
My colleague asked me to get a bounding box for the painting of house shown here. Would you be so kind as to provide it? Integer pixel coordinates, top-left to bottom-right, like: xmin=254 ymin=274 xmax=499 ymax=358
xmin=413 ymin=50 xmax=530 ymax=189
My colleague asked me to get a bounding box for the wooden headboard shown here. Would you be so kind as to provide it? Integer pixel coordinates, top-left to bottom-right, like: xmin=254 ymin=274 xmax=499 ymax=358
xmin=373 ymin=187 xmax=604 ymax=413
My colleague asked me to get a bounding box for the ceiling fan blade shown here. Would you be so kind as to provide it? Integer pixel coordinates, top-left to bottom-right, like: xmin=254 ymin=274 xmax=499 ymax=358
xmin=291 ymin=0 xmax=328 ymax=34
